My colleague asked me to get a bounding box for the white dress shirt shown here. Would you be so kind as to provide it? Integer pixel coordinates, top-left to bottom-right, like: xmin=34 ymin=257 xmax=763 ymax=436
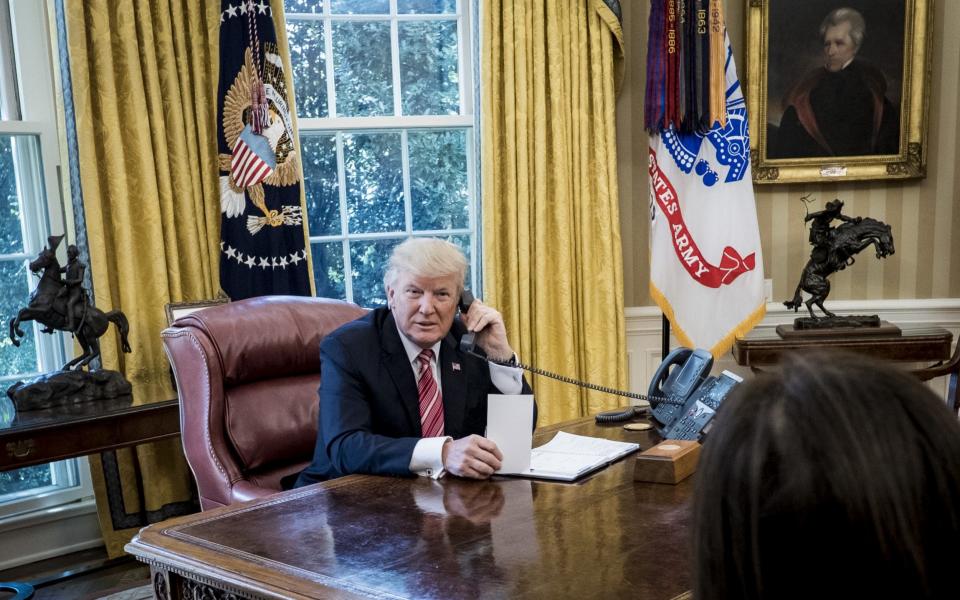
xmin=394 ymin=321 xmax=523 ymax=479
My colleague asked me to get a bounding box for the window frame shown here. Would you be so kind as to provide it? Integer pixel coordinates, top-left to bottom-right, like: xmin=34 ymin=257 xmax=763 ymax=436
xmin=0 ymin=0 xmax=92 ymax=520
xmin=288 ymin=0 xmax=480 ymax=303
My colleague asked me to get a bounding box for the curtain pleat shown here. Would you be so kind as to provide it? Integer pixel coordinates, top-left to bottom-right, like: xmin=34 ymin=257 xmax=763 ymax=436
xmin=482 ymin=0 xmax=626 ymax=425
xmin=64 ymin=0 xmax=222 ymax=556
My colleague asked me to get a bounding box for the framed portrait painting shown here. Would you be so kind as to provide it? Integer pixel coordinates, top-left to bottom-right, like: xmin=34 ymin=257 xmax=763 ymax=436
xmin=745 ymin=0 xmax=933 ymax=184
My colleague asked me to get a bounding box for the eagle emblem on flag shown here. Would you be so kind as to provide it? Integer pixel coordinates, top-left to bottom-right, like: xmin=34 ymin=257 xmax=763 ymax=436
xmin=219 ymin=44 xmax=302 ymax=235
xmin=216 ymin=1 xmax=311 ymax=300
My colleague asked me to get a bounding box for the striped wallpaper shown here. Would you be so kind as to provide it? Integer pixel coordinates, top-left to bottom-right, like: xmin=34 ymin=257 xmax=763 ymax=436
xmin=617 ymin=0 xmax=960 ymax=307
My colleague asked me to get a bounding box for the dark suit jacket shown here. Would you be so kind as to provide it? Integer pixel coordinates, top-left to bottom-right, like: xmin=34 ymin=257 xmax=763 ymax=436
xmin=293 ymin=307 xmax=533 ymax=486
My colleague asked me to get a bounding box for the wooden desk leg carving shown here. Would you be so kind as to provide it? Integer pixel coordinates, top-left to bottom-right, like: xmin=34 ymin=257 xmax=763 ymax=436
xmin=151 ymin=568 xmax=170 ymax=600
xmin=179 ymin=578 xmax=249 ymax=600
xmin=149 ymin=564 xmax=255 ymax=600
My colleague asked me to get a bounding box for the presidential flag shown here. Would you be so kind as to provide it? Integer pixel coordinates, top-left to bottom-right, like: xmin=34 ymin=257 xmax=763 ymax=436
xmin=217 ymin=0 xmax=311 ymax=299
xmin=646 ymin=0 xmax=765 ymax=356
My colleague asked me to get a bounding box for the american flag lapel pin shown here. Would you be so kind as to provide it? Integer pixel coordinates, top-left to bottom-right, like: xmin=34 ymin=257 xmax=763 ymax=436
xmin=452 ymin=362 xmax=461 ymax=372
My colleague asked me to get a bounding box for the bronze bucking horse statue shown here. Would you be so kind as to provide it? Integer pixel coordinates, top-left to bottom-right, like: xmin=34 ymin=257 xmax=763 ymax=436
xmin=785 ymin=201 xmax=895 ymax=320
xmin=9 ymin=236 xmax=131 ymax=370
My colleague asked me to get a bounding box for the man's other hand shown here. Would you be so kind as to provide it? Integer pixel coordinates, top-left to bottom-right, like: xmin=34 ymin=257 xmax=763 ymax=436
xmin=442 ymin=435 xmax=503 ymax=479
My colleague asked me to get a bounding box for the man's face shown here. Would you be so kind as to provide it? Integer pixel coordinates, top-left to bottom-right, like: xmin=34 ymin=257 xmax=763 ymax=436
xmin=823 ymin=21 xmax=857 ymax=72
xmin=387 ymin=270 xmax=460 ymax=349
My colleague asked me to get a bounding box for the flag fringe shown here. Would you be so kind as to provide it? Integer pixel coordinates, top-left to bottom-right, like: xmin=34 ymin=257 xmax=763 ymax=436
xmin=649 ymin=282 xmax=766 ymax=360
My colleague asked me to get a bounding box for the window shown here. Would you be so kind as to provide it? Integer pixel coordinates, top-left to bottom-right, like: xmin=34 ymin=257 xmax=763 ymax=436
xmin=286 ymin=0 xmax=478 ymax=307
xmin=0 ymin=0 xmax=88 ymax=521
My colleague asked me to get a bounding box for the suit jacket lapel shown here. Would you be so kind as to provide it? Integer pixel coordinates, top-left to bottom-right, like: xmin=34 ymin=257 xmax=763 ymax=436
xmin=439 ymin=333 xmax=466 ymax=438
xmin=380 ymin=312 xmax=422 ymax=435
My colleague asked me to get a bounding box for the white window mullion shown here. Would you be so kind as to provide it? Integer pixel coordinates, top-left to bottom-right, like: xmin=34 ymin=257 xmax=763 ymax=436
xmin=464 ymin=127 xmax=479 ymax=291
xmin=334 ymin=131 xmax=353 ymax=301
xmin=400 ymin=128 xmax=412 ymax=234
xmin=312 ymin=228 xmax=471 ymax=243
xmin=456 ymin=0 xmax=469 ymax=116
xmin=299 ymin=115 xmax=472 ymax=130
xmin=323 ymin=10 xmax=337 ymax=118
xmin=389 ymin=0 xmax=402 ymax=117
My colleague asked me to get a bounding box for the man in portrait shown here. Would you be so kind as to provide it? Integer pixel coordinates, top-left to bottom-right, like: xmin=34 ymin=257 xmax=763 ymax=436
xmin=770 ymin=7 xmax=900 ymax=159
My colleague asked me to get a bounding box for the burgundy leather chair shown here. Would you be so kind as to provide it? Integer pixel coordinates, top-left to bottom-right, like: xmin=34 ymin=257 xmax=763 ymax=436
xmin=162 ymin=295 xmax=367 ymax=510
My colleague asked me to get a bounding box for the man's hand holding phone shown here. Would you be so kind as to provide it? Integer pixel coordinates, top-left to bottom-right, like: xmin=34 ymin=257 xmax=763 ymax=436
xmin=461 ymin=297 xmax=515 ymax=362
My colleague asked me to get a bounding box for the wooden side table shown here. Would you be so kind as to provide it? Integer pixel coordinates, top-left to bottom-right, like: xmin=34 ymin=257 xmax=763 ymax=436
xmin=0 ymin=397 xmax=180 ymax=470
xmin=733 ymin=324 xmax=958 ymax=413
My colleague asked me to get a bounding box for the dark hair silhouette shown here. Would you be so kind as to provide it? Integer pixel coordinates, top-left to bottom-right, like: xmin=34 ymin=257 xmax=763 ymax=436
xmin=693 ymin=351 xmax=960 ymax=600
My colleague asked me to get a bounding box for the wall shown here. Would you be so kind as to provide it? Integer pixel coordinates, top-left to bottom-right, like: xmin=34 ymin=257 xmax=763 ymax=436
xmin=617 ymin=0 xmax=960 ymax=307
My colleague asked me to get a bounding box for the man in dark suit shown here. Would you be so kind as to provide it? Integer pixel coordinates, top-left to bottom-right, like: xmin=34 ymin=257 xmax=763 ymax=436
xmin=294 ymin=238 xmax=532 ymax=486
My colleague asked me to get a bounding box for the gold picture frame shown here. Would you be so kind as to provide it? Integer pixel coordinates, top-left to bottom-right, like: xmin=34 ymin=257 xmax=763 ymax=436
xmin=164 ymin=296 xmax=230 ymax=326
xmin=745 ymin=0 xmax=933 ymax=184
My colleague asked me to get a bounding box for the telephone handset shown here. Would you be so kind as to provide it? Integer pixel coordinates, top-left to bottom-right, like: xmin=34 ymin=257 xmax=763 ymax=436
xmin=648 ymin=347 xmax=713 ymax=426
xmin=458 ymin=289 xmax=477 ymax=354
xmin=456 ymin=290 xmax=687 ymax=415
xmin=646 ymin=348 xmax=742 ymax=440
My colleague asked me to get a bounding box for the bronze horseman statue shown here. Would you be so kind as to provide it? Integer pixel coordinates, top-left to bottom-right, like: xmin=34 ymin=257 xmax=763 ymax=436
xmin=6 ymin=235 xmax=132 ymax=410
xmin=784 ymin=199 xmax=895 ymax=328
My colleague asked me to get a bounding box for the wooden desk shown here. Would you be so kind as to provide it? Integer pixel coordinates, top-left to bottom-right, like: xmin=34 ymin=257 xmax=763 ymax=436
xmin=732 ymin=324 xmax=953 ymax=367
xmin=127 ymin=418 xmax=693 ymax=600
xmin=0 ymin=396 xmax=181 ymax=470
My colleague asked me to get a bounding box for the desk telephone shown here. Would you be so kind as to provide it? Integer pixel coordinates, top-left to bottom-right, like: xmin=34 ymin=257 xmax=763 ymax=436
xmin=457 ymin=292 xmax=740 ymax=441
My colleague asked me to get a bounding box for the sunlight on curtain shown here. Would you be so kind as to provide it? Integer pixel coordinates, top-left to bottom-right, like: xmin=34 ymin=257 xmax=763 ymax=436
xmin=481 ymin=0 xmax=626 ymax=425
xmin=64 ymin=0 xmax=222 ymax=556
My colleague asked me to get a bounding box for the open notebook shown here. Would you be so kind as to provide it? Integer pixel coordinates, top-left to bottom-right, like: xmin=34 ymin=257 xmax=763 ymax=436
xmin=510 ymin=431 xmax=640 ymax=481
xmin=486 ymin=395 xmax=640 ymax=481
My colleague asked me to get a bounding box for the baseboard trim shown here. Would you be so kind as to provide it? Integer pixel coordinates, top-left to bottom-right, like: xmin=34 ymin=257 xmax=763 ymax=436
xmin=0 ymin=499 xmax=102 ymax=571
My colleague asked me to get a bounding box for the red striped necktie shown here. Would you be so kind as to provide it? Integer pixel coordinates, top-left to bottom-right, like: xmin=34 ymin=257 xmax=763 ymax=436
xmin=416 ymin=349 xmax=444 ymax=438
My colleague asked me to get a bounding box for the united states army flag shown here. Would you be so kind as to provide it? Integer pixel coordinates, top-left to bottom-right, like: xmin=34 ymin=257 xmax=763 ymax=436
xmin=648 ymin=38 xmax=765 ymax=356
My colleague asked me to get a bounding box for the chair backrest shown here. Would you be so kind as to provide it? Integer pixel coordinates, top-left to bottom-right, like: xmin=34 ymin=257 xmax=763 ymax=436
xmin=162 ymin=295 xmax=367 ymax=509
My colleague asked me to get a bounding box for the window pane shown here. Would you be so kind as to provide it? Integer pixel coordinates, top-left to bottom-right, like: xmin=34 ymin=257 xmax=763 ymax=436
xmin=399 ymin=20 xmax=460 ymax=115
xmin=446 ymin=233 xmax=472 ymax=286
xmin=331 ymin=0 xmax=388 ymax=14
xmin=287 ymin=19 xmax=328 ymax=118
xmin=0 ymin=465 xmax=52 ymax=497
xmin=311 ymin=241 xmax=346 ymax=300
xmin=0 ymin=259 xmax=37 ymax=377
xmin=284 ymin=0 xmax=323 ymax=14
xmin=342 ymin=132 xmax=404 ymax=233
xmin=333 ymin=21 xmax=393 ymax=117
xmin=0 ymin=135 xmax=27 ymax=254
xmin=398 ymin=0 xmax=457 ymax=15
xmin=409 ymin=129 xmax=468 ymax=230
xmin=302 ymin=134 xmax=340 ymax=235
xmin=350 ymin=238 xmax=400 ymax=307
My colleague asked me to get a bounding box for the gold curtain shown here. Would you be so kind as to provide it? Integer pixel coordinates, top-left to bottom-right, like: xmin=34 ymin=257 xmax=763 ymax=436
xmin=481 ymin=0 xmax=626 ymax=425
xmin=65 ymin=0 xmax=221 ymax=556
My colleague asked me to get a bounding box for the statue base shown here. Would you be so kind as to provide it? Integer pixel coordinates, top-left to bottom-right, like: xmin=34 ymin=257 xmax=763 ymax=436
xmin=777 ymin=317 xmax=901 ymax=339
xmin=6 ymin=369 xmax=132 ymax=412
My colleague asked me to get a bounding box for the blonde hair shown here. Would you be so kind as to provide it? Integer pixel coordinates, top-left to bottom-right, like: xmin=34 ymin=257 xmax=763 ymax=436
xmin=383 ymin=237 xmax=467 ymax=294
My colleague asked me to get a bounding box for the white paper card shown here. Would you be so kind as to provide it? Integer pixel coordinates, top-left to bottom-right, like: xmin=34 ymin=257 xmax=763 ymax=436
xmin=485 ymin=394 xmax=534 ymax=474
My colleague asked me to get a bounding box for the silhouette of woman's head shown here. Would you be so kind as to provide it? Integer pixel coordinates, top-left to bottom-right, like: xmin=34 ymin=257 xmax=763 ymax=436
xmin=694 ymin=351 xmax=960 ymax=600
